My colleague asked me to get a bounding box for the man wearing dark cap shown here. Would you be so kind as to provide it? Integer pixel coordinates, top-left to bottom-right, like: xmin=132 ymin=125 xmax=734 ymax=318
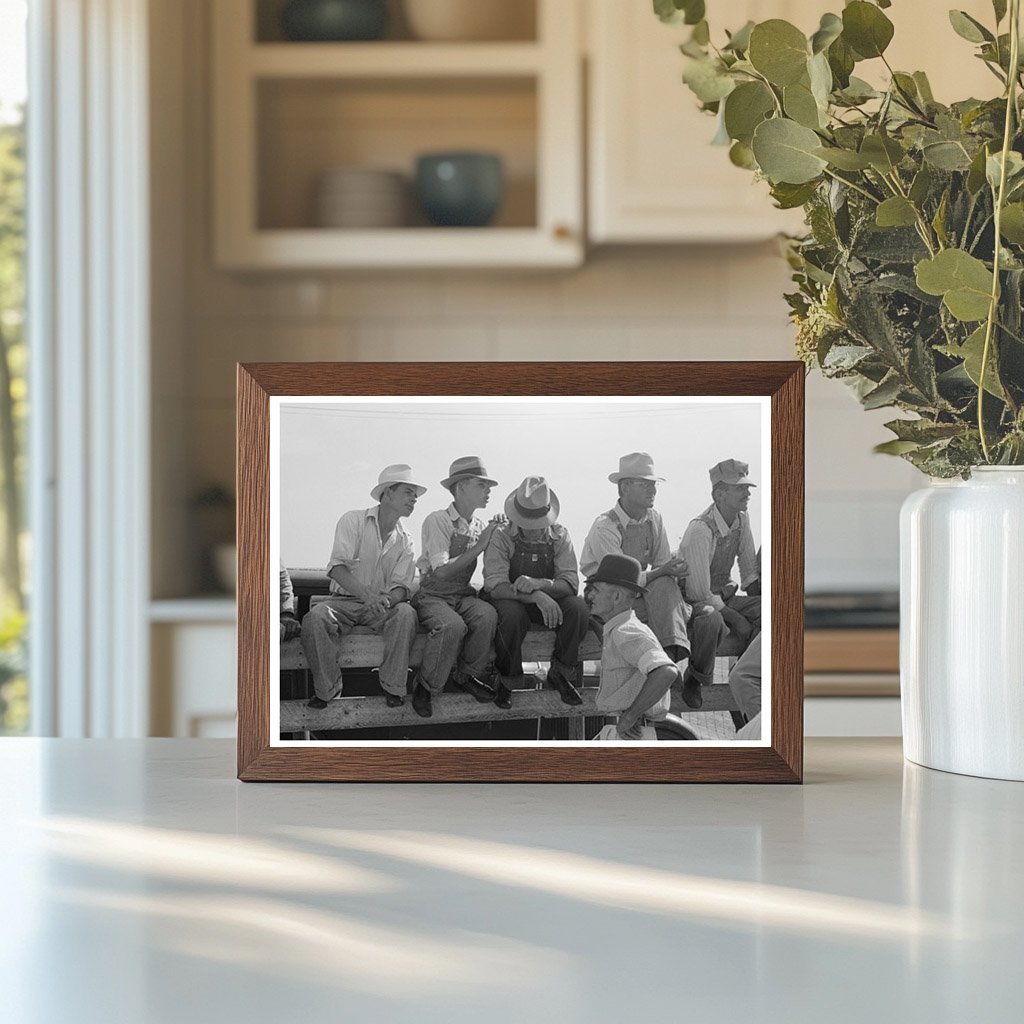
xmin=678 ymin=458 xmax=762 ymax=709
xmin=483 ymin=476 xmax=590 ymax=710
xmin=412 ymin=456 xmax=506 ymax=715
xmin=580 ymin=452 xmax=690 ymax=664
xmin=586 ymin=554 xmax=683 ymax=740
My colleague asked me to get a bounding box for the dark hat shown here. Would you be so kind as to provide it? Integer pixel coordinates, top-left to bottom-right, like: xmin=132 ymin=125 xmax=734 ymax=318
xmin=585 ymin=554 xmax=646 ymax=595
xmin=441 ymin=456 xmax=498 ymax=491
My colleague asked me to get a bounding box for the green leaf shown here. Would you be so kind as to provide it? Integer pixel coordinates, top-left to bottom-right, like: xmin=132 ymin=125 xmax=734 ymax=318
xmin=948 ymin=10 xmax=994 ymax=44
xmin=915 ymin=250 xmax=994 ymax=322
xmin=940 ymin=325 xmax=1006 ymax=398
xmin=784 ymin=80 xmax=824 ymax=129
xmin=724 ymin=20 xmax=755 ymax=53
xmin=748 ymin=20 xmax=809 ymax=87
xmin=751 ymin=118 xmax=828 ymax=184
xmin=729 ymin=140 xmax=757 ymax=169
xmin=842 ymin=1 xmax=895 ymax=59
xmin=860 ymin=133 xmax=904 ymax=173
xmin=876 ymin=197 xmax=918 ymax=228
xmin=810 ymin=13 xmax=843 ymax=54
xmin=1000 ymin=203 xmax=1024 ymax=245
xmin=682 ymin=57 xmax=737 ymax=104
xmin=813 ymin=146 xmax=872 ymax=170
xmin=770 ymin=180 xmax=820 ymax=209
xmin=723 ymin=81 xmax=776 ymax=144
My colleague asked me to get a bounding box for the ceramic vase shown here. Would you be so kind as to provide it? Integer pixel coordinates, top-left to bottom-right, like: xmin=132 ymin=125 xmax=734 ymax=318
xmin=900 ymin=467 xmax=1024 ymax=781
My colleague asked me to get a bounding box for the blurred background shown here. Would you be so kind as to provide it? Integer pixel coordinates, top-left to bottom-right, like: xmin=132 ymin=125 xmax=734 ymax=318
xmin=1 ymin=0 xmax=997 ymax=739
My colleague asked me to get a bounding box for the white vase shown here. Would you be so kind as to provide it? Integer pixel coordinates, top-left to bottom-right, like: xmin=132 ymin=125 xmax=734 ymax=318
xmin=900 ymin=467 xmax=1024 ymax=781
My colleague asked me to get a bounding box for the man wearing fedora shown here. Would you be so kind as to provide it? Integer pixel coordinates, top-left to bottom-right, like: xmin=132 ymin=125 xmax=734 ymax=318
xmin=678 ymin=458 xmax=762 ymax=709
xmin=301 ymin=464 xmax=423 ymax=712
xmin=483 ymin=476 xmax=590 ymax=709
xmin=581 ymin=452 xmax=691 ymax=665
xmin=586 ymin=554 xmax=683 ymax=739
xmin=412 ymin=456 xmax=506 ymax=714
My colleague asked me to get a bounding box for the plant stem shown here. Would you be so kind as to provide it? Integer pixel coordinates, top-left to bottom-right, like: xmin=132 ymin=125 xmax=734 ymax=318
xmin=978 ymin=0 xmax=1021 ymax=462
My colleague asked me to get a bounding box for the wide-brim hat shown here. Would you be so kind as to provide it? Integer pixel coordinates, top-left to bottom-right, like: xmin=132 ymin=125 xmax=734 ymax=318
xmin=710 ymin=458 xmax=757 ymax=487
xmin=440 ymin=455 xmax=498 ymax=491
xmin=371 ymin=464 xmax=428 ymax=501
xmin=505 ymin=476 xmax=559 ymax=530
xmin=586 ymin=553 xmax=647 ymax=595
xmin=609 ymin=451 xmax=665 ymax=484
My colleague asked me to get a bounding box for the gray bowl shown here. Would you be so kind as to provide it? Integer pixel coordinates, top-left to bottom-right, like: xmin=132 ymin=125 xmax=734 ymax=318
xmin=415 ymin=152 xmax=504 ymax=228
xmin=280 ymin=0 xmax=388 ymax=42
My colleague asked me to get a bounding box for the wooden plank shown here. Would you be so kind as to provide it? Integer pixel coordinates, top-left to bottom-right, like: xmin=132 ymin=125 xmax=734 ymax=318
xmin=279 ymin=683 xmax=741 ymax=733
xmin=804 ymin=629 xmax=899 ymax=674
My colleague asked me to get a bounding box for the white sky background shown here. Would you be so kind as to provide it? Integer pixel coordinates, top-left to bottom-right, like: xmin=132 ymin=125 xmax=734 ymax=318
xmin=0 ymin=1 xmax=27 ymax=123
xmin=279 ymin=398 xmax=764 ymax=575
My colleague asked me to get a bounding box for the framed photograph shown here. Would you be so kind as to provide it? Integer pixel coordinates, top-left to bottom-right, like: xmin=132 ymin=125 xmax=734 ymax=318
xmin=237 ymin=362 xmax=803 ymax=782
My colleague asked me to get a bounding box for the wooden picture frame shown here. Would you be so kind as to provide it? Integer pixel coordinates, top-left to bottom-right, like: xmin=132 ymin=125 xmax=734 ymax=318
xmin=238 ymin=362 xmax=804 ymax=782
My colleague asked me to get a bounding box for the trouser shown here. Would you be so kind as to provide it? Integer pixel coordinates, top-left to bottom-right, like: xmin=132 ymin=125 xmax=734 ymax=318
xmin=634 ymin=575 xmax=690 ymax=654
xmin=492 ymin=595 xmax=590 ymax=679
xmin=728 ymin=632 xmax=762 ymax=721
xmin=300 ymin=596 xmax=418 ymax=700
xmin=412 ymin=592 xmax=498 ymax=694
xmin=687 ymin=594 xmax=761 ymax=687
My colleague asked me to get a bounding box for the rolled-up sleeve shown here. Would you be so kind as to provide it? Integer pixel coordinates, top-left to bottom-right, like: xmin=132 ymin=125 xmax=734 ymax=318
xmin=483 ymin=528 xmax=513 ymax=592
xmin=579 ymin=516 xmax=621 ymax=579
xmin=326 ymin=511 xmax=361 ymax=574
xmin=680 ymin=521 xmax=722 ymax=610
xmin=738 ymin=514 xmax=758 ymax=589
xmin=552 ymin=527 xmax=581 ymax=593
xmin=421 ymin=511 xmax=454 ymax=570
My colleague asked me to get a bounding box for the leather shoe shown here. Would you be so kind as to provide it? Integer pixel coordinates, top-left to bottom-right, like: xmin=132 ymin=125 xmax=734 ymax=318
xmin=547 ymin=662 xmax=583 ymax=706
xmin=681 ymin=670 xmax=703 ymax=710
xmin=452 ymin=671 xmax=496 ymax=704
xmin=494 ymin=682 xmax=513 ymax=710
xmin=412 ymin=683 xmax=432 ymax=718
xmin=383 ymin=692 xmax=404 ymax=708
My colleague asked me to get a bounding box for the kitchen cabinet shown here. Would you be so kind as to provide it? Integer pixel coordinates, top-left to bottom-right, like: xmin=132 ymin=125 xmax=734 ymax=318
xmin=211 ymin=0 xmax=583 ymax=268
xmin=586 ymin=0 xmax=999 ymax=244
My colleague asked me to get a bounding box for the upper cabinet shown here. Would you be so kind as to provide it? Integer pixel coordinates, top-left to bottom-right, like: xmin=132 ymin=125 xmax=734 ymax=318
xmin=587 ymin=0 xmax=814 ymax=243
xmin=211 ymin=0 xmax=584 ymax=269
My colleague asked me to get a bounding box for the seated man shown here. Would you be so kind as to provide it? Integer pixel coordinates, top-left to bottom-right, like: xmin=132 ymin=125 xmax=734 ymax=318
xmin=678 ymin=458 xmax=762 ymax=710
xmin=301 ymin=464 xmax=422 ymax=713
xmin=412 ymin=456 xmax=505 ymax=710
xmin=483 ymin=476 xmax=589 ymax=710
xmin=580 ymin=452 xmax=690 ymax=664
xmin=586 ymin=554 xmax=682 ymax=740
xmin=280 ymin=561 xmax=301 ymax=641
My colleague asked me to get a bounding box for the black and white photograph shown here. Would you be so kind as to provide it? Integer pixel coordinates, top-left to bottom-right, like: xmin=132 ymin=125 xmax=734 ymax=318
xmin=271 ymin=395 xmax=770 ymax=746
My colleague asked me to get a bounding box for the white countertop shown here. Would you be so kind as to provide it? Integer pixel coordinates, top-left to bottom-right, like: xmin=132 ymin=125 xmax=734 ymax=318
xmin=1 ymin=738 xmax=1020 ymax=1023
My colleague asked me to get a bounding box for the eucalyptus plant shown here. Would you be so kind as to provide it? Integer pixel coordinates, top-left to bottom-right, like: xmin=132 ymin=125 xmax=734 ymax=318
xmin=657 ymin=0 xmax=1024 ymax=476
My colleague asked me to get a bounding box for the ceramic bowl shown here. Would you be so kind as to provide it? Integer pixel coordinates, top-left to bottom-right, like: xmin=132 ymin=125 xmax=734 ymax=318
xmin=414 ymin=152 xmax=504 ymax=227
xmin=281 ymin=0 xmax=388 ymax=42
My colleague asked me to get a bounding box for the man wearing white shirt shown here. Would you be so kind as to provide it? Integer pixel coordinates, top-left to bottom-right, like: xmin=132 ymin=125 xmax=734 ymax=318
xmin=580 ymin=453 xmax=690 ymax=664
xmin=678 ymin=458 xmax=761 ymax=710
xmin=412 ymin=457 xmax=505 ymax=714
xmin=301 ymin=464 xmax=423 ymax=712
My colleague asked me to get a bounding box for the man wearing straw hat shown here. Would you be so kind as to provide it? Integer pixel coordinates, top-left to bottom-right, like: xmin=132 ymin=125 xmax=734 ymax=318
xmin=483 ymin=476 xmax=590 ymax=710
xmin=581 ymin=452 xmax=691 ymax=665
xmin=585 ymin=553 xmax=682 ymax=739
xmin=411 ymin=456 xmax=506 ymax=715
xmin=678 ymin=458 xmax=762 ymax=710
xmin=302 ymin=464 xmax=423 ymax=712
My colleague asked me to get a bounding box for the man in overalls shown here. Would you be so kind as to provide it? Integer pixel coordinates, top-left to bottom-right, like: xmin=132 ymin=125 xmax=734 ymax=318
xmin=580 ymin=452 xmax=691 ymax=665
xmin=301 ymin=464 xmax=422 ymax=712
xmin=678 ymin=459 xmax=762 ymax=709
xmin=412 ymin=456 xmax=506 ymax=717
xmin=483 ymin=477 xmax=590 ymax=710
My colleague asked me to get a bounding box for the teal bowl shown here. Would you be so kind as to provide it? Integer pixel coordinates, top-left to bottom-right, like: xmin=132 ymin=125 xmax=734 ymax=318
xmin=281 ymin=0 xmax=388 ymax=42
xmin=415 ymin=153 xmax=505 ymax=228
